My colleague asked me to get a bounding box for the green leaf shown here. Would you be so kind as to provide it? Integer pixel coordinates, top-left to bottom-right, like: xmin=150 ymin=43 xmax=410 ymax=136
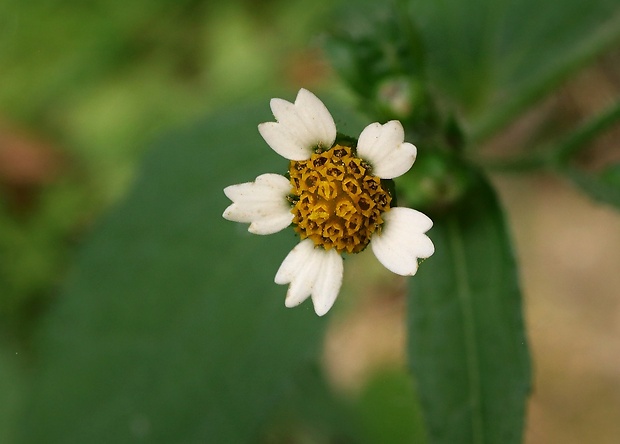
xmin=326 ymin=0 xmax=620 ymax=144
xmin=18 ymin=100 xmax=331 ymax=443
xmin=407 ymin=174 xmax=531 ymax=444
xmin=0 ymin=346 xmax=24 ymax=444
xmin=356 ymin=369 xmax=428 ymax=444
xmin=405 ymin=0 xmax=620 ymax=139
xmin=563 ymin=164 xmax=620 ymax=208
xmin=260 ymin=365 xmax=361 ymax=443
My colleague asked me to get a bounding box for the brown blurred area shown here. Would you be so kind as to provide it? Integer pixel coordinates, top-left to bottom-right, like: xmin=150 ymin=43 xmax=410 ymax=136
xmin=0 ymin=124 xmax=64 ymax=213
xmin=494 ymin=49 xmax=620 ymax=444
xmin=501 ymin=166 xmax=620 ymax=444
xmin=323 ymin=51 xmax=620 ymax=443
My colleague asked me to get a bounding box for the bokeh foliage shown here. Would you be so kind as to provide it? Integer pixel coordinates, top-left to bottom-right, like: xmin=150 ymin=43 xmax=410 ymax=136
xmin=17 ymin=102 xmax=333 ymax=443
xmin=0 ymin=0 xmax=330 ymax=333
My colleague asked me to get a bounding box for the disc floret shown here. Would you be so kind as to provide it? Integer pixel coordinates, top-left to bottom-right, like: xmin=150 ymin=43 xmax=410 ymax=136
xmin=289 ymin=144 xmax=391 ymax=254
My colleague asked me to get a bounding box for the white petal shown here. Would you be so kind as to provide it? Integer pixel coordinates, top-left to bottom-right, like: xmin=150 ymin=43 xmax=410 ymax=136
xmin=371 ymin=207 xmax=434 ymax=276
xmin=276 ymin=240 xmax=322 ymax=308
xmin=258 ymin=89 xmax=337 ymax=161
xmin=311 ymin=249 xmax=344 ymax=316
xmin=356 ymin=120 xmax=417 ymax=179
xmin=258 ymin=123 xmax=310 ymax=161
xmin=275 ymin=239 xmax=343 ymax=316
xmin=222 ymin=173 xmax=293 ymax=235
xmin=294 ymin=89 xmax=337 ymax=148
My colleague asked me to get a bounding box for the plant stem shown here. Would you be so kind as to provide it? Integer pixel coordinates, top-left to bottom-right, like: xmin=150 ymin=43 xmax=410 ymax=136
xmin=552 ymin=99 xmax=620 ymax=164
xmin=470 ymin=13 xmax=620 ymax=143
xmin=476 ymin=99 xmax=620 ymax=173
xmin=473 ymin=152 xmax=550 ymax=173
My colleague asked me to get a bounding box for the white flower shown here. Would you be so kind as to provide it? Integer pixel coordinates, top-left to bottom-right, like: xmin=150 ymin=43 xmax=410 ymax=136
xmin=223 ymin=88 xmax=434 ymax=316
xmin=223 ymin=174 xmax=293 ymax=235
xmin=274 ymin=239 xmax=343 ymax=317
xmin=258 ymin=88 xmax=337 ymax=161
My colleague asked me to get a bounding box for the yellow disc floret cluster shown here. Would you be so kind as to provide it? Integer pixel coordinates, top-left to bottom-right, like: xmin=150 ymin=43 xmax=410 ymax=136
xmin=289 ymin=144 xmax=392 ymax=254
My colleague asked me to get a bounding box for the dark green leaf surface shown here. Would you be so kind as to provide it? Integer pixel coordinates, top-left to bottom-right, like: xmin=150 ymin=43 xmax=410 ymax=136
xmin=260 ymin=365 xmax=362 ymax=443
xmin=407 ymin=175 xmax=530 ymax=444
xmin=564 ymin=164 xmax=620 ymax=208
xmin=18 ymin=101 xmax=331 ymax=443
xmin=0 ymin=346 xmax=23 ymax=444
xmin=356 ymin=370 xmax=428 ymax=444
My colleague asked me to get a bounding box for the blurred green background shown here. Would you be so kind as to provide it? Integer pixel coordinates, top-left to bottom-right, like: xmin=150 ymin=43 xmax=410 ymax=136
xmin=1 ymin=0 xmax=620 ymax=442
xmin=0 ymin=0 xmax=338 ymax=442
xmin=0 ymin=0 xmax=333 ymax=336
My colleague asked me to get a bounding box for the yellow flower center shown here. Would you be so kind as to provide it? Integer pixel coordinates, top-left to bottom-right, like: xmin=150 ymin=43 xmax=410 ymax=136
xmin=289 ymin=144 xmax=392 ymax=254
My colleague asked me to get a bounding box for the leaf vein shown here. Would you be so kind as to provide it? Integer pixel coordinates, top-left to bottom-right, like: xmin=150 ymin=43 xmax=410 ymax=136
xmin=448 ymin=217 xmax=484 ymax=444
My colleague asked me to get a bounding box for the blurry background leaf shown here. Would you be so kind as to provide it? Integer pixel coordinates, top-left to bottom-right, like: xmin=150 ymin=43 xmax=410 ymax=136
xmin=407 ymin=174 xmax=530 ymax=444
xmin=405 ymin=0 xmax=620 ymax=139
xmin=355 ymin=369 xmax=428 ymax=444
xmin=0 ymin=0 xmax=332 ymax=202
xmin=17 ymin=101 xmax=333 ymax=443
xmin=562 ymin=164 xmax=620 ymax=208
xmin=548 ymin=99 xmax=620 ymax=209
xmin=0 ymin=0 xmax=335 ymax=367
xmin=261 ymin=366 xmax=429 ymax=444
xmin=0 ymin=346 xmax=23 ymax=444
xmin=329 ymin=0 xmax=620 ymax=141
xmin=260 ymin=365 xmax=361 ymax=443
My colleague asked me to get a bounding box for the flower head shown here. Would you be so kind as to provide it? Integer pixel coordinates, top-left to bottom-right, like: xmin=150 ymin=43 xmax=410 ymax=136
xmin=223 ymin=89 xmax=434 ymax=316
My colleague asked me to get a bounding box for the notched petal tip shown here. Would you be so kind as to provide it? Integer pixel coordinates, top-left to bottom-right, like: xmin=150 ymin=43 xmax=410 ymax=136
xmin=223 ymin=183 xmax=241 ymax=201
xmin=357 ymin=120 xmax=417 ymax=179
xmin=222 ymin=203 xmax=236 ymax=221
xmin=222 ymin=174 xmax=293 ymax=234
xmin=248 ymin=213 xmax=294 ymax=235
xmin=310 ymin=249 xmax=343 ymax=316
xmin=269 ymin=97 xmax=292 ymax=117
xmin=401 ymin=141 xmax=418 ymax=160
xmin=275 ymin=240 xmax=344 ymax=316
xmin=294 ymin=88 xmax=337 ymax=148
xmin=259 ymin=89 xmax=336 ymax=160
xmin=371 ymin=207 xmax=435 ymax=276
xmin=314 ymin=304 xmax=330 ymax=317
xmin=258 ymin=120 xmax=312 ymax=161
